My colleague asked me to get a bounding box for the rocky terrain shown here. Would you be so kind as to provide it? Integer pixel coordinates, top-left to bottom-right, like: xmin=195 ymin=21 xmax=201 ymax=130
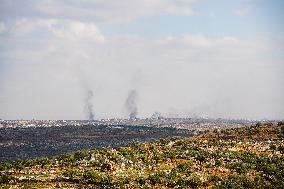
xmin=0 ymin=122 xmax=284 ymax=188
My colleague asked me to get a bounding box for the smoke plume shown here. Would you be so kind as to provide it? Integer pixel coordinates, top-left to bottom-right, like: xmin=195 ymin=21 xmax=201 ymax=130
xmin=85 ymin=90 xmax=95 ymax=120
xmin=125 ymin=89 xmax=138 ymax=119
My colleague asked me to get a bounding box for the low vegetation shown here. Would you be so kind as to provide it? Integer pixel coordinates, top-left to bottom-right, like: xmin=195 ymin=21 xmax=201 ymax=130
xmin=0 ymin=122 xmax=283 ymax=188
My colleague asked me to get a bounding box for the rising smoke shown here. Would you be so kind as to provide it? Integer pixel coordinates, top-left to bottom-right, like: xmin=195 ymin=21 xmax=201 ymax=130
xmin=85 ymin=90 xmax=95 ymax=120
xmin=125 ymin=89 xmax=138 ymax=119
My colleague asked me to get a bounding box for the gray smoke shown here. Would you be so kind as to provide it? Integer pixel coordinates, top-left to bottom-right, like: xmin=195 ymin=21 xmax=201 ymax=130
xmin=85 ymin=90 xmax=95 ymax=120
xmin=151 ymin=112 xmax=163 ymax=119
xmin=125 ymin=89 xmax=138 ymax=119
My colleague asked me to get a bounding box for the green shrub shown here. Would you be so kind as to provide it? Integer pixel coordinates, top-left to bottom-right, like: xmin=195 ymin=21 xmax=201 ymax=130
xmin=136 ymin=176 xmax=146 ymax=185
xmin=185 ymin=175 xmax=202 ymax=188
xmin=148 ymin=171 xmax=167 ymax=185
xmin=215 ymin=159 xmax=221 ymax=166
xmin=0 ymin=163 xmax=12 ymax=171
xmin=270 ymin=144 xmax=277 ymax=151
xmin=195 ymin=151 xmax=206 ymax=162
xmin=83 ymin=170 xmax=111 ymax=185
xmin=74 ymin=151 xmax=89 ymax=161
xmin=213 ymin=175 xmax=254 ymax=189
xmin=255 ymin=122 xmax=262 ymax=127
xmin=0 ymin=173 xmax=15 ymax=184
xmin=62 ymin=168 xmax=79 ymax=179
xmin=175 ymin=161 xmax=192 ymax=173
xmin=229 ymin=162 xmax=251 ymax=174
xmin=281 ymin=125 xmax=284 ymax=137
xmin=57 ymin=153 xmax=75 ymax=165
xmin=36 ymin=157 xmax=51 ymax=168
xmin=209 ymin=175 xmax=221 ymax=183
xmin=278 ymin=145 xmax=284 ymax=153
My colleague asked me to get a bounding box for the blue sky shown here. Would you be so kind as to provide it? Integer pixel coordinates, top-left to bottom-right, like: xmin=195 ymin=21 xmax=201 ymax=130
xmin=101 ymin=0 xmax=284 ymax=38
xmin=0 ymin=0 xmax=283 ymax=120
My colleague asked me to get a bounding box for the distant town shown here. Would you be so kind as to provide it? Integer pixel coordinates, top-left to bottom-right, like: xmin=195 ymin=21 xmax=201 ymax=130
xmin=0 ymin=117 xmax=266 ymax=131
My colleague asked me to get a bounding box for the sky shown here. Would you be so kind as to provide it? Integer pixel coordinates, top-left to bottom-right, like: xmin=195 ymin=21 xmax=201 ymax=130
xmin=0 ymin=0 xmax=283 ymax=120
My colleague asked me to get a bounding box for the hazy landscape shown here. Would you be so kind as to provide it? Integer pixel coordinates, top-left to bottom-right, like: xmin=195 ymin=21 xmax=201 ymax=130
xmin=0 ymin=0 xmax=284 ymax=188
xmin=0 ymin=120 xmax=284 ymax=188
xmin=0 ymin=119 xmax=193 ymax=162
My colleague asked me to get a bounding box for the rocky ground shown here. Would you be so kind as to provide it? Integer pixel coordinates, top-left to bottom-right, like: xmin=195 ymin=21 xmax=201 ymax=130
xmin=0 ymin=122 xmax=284 ymax=188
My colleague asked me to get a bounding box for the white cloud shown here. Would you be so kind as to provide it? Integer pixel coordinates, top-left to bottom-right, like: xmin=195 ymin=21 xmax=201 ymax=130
xmin=0 ymin=22 xmax=6 ymax=33
xmin=0 ymin=0 xmax=197 ymax=23
xmin=162 ymin=34 xmax=240 ymax=48
xmin=9 ymin=18 xmax=55 ymax=36
xmin=6 ymin=18 xmax=105 ymax=42
xmin=1 ymin=20 xmax=283 ymax=119
xmin=208 ymin=11 xmax=216 ymax=18
xmin=234 ymin=9 xmax=248 ymax=17
xmin=50 ymin=20 xmax=105 ymax=42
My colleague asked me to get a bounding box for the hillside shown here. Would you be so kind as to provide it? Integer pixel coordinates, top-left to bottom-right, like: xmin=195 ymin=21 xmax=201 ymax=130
xmin=1 ymin=122 xmax=284 ymax=188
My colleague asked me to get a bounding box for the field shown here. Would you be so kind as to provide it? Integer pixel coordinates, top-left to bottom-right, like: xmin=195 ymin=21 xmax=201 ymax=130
xmin=0 ymin=124 xmax=192 ymax=162
xmin=0 ymin=122 xmax=284 ymax=188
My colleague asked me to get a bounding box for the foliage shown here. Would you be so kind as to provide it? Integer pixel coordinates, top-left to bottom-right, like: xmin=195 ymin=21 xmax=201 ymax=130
xmin=213 ymin=175 xmax=254 ymax=189
xmin=0 ymin=123 xmax=283 ymax=188
xmin=0 ymin=173 xmax=15 ymax=184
